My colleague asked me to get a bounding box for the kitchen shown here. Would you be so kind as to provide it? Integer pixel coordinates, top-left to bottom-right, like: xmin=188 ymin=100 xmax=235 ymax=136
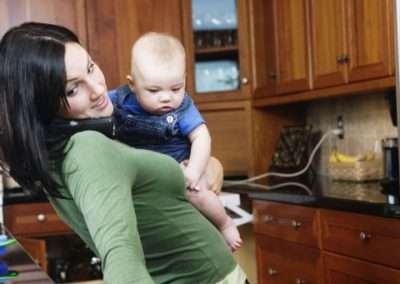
xmin=0 ymin=0 xmax=399 ymax=283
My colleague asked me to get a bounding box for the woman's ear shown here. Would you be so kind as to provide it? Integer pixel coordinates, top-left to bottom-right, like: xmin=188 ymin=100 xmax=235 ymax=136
xmin=126 ymin=75 xmax=136 ymax=92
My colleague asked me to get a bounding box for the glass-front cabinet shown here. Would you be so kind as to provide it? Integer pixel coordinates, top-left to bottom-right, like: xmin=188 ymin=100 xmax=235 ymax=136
xmin=182 ymin=0 xmax=252 ymax=102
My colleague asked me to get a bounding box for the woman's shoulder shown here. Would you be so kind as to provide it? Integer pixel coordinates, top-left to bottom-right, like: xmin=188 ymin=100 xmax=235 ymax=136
xmin=68 ymin=130 xmax=111 ymax=147
xmin=65 ymin=131 xmax=120 ymax=160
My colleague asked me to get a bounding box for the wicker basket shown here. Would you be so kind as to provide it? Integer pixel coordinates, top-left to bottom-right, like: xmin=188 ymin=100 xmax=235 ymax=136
xmin=328 ymin=159 xmax=383 ymax=182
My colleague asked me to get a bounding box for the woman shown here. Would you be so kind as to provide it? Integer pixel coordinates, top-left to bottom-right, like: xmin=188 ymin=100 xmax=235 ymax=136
xmin=0 ymin=22 xmax=246 ymax=283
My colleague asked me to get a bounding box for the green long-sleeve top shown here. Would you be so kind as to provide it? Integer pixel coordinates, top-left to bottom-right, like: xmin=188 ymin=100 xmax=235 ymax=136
xmin=48 ymin=131 xmax=236 ymax=284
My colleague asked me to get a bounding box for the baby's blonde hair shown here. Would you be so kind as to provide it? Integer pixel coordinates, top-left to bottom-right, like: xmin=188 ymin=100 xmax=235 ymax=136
xmin=131 ymin=32 xmax=186 ymax=79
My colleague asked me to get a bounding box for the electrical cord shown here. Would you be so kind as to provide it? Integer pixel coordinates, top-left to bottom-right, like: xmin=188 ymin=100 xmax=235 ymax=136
xmin=223 ymin=128 xmax=343 ymax=188
xmin=237 ymin=181 xmax=313 ymax=195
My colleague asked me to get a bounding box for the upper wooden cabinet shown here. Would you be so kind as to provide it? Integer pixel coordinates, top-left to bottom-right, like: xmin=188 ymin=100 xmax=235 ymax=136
xmin=346 ymin=0 xmax=393 ymax=82
xmin=86 ymin=0 xmax=183 ymax=89
xmin=182 ymin=0 xmax=252 ymax=103
xmin=310 ymin=0 xmax=393 ymax=89
xmin=0 ymin=0 xmax=87 ymax=46
xmin=266 ymin=0 xmax=312 ymax=95
xmin=309 ymin=0 xmax=347 ymax=88
xmin=259 ymin=0 xmax=394 ymax=98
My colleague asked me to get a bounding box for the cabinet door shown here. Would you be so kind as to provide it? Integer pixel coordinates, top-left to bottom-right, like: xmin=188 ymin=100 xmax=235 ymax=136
xmin=198 ymin=101 xmax=251 ymax=176
xmin=324 ymin=252 xmax=400 ymax=284
xmin=270 ymin=0 xmax=311 ymax=94
xmin=17 ymin=237 xmax=48 ymax=272
xmin=0 ymin=0 xmax=87 ymax=45
xmin=256 ymin=235 xmax=323 ymax=284
xmin=182 ymin=0 xmax=251 ymax=103
xmin=346 ymin=0 xmax=391 ymax=82
xmin=310 ymin=0 xmax=347 ymax=88
xmin=320 ymin=209 xmax=400 ymax=269
xmin=86 ymin=0 xmax=183 ymax=89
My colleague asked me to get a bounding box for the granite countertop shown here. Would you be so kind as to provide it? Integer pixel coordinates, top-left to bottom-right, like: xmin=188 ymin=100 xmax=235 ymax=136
xmin=223 ymin=175 xmax=400 ymax=218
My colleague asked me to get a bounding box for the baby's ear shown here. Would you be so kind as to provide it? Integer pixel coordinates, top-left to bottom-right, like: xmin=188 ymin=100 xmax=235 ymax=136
xmin=126 ymin=75 xmax=135 ymax=91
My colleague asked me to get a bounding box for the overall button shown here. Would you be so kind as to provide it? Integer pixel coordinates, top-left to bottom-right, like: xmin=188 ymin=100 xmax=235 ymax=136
xmin=166 ymin=115 xmax=175 ymax=124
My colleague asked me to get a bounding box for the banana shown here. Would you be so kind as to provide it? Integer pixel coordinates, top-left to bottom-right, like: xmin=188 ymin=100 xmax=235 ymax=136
xmin=335 ymin=152 xmax=358 ymax=163
xmin=329 ymin=150 xmax=339 ymax=162
xmin=330 ymin=149 xmax=376 ymax=163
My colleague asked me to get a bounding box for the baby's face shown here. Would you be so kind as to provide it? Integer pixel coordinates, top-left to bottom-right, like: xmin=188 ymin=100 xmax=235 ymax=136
xmin=133 ymin=64 xmax=186 ymax=115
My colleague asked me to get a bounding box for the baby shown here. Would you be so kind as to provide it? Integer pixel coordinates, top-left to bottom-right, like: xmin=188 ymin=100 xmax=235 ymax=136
xmin=109 ymin=32 xmax=242 ymax=251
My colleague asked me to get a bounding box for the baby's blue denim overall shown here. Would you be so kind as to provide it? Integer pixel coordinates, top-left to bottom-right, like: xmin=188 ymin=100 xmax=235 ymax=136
xmin=110 ymin=85 xmax=193 ymax=163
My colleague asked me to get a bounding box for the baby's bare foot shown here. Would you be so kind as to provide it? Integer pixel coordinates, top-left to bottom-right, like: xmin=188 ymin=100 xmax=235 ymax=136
xmin=221 ymin=220 xmax=242 ymax=252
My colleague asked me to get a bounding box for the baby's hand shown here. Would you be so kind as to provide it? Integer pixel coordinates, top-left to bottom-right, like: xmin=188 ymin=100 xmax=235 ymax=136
xmin=182 ymin=166 xmax=202 ymax=191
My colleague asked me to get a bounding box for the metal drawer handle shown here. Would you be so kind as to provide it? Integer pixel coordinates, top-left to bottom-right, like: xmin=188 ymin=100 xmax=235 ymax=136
xmin=264 ymin=215 xmax=274 ymax=223
xmin=37 ymin=214 xmax=47 ymax=223
xmin=295 ymin=278 xmax=305 ymax=284
xmin=291 ymin=220 xmax=302 ymax=230
xmin=359 ymin=232 xmax=371 ymax=241
xmin=268 ymin=268 xmax=278 ymax=276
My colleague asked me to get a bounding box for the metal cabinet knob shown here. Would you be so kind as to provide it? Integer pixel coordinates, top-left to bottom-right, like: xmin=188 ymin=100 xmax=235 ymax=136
xmin=336 ymin=54 xmax=350 ymax=64
xmin=241 ymin=77 xmax=249 ymax=85
xmin=291 ymin=220 xmax=302 ymax=230
xmin=267 ymin=268 xmax=278 ymax=276
xmin=268 ymin=72 xmax=277 ymax=80
xmin=295 ymin=278 xmax=305 ymax=284
xmin=37 ymin=214 xmax=47 ymax=223
xmin=359 ymin=232 xmax=371 ymax=241
xmin=263 ymin=215 xmax=274 ymax=223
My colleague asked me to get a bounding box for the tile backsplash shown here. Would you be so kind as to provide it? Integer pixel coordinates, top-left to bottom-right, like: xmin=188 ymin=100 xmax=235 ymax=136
xmin=306 ymin=93 xmax=398 ymax=175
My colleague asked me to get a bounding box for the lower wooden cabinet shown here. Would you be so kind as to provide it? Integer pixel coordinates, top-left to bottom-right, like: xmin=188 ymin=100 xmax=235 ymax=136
xmin=320 ymin=209 xmax=400 ymax=269
xmin=254 ymin=200 xmax=319 ymax=248
xmin=4 ymin=202 xmax=71 ymax=237
xmin=324 ymin=252 xmax=400 ymax=284
xmin=17 ymin=237 xmax=48 ymax=272
xmin=254 ymin=200 xmax=400 ymax=284
xmin=4 ymin=202 xmax=72 ymax=272
xmin=256 ymin=235 xmax=323 ymax=284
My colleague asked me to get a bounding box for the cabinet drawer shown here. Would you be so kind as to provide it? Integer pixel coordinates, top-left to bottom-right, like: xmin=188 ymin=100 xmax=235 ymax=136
xmin=253 ymin=201 xmax=320 ymax=248
xmin=4 ymin=203 xmax=71 ymax=237
xmin=256 ymin=235 xmax=323 ymax=284
xmin=320 ymin=209 xmax=400 ymax=269
xmin=324 ymin=252 xmax=400 ymax=284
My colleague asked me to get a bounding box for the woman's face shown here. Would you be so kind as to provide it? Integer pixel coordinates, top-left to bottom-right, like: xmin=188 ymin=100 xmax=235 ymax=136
xmin=60 ymin=43 xmax=113 ymax=119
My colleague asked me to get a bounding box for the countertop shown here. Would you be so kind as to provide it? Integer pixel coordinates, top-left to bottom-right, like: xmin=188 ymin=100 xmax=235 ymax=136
xmin=223 ymin=174 xmax=400 ymax=218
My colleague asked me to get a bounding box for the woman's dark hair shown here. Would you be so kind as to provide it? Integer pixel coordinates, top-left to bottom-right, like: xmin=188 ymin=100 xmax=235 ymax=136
xmin=0 ymin=22 xmax=80 ymax=196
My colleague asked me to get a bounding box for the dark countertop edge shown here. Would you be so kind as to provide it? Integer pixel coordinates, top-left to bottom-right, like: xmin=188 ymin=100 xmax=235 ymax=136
xmin=224 ymin=187 xmax=400 ymax=219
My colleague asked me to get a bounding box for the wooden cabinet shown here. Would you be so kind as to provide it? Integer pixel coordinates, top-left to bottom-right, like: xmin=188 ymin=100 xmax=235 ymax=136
xmin=256 ymin=0 xmax=394 ymax=101
xmin=310 ymin=0 xmax=392 ymax=89
xmin=257 ymin=235 xmax=323 ymax=284
xmin=86 ymin=0 xmax=183 ymax=89
xmin=199 ymin=102 xmax=252 ymax=176
xmin=309 ymin=0 xmax=347 ymax=88
xmin=253 ymin=200 xmax=319 ymax=248
xmin=0 ymin=0 xmax=87 ymax=46
xmin=320 ymin=209 xmax=400 ymax=270
xmin=346 ymin=0 xmax=392 ymax=82
xmin=253 ymin=201 xmax=323 ymax=284
xmin=264 ymin=0 xmax=312 ymax=95
xmin=254 ymin=200 xmax=400 ymax=284
xmin=324 ymin=252 xmax=400 ymax=284
xmin=4 ymin=202 xmax=72 ymax=272
xmin=4 ymin=203 xmax=71 ymax=237
xmin=182 ymin=0 xmax=252 ymax=103
xmin=17 ymin=237 xmax=48 ymax=272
